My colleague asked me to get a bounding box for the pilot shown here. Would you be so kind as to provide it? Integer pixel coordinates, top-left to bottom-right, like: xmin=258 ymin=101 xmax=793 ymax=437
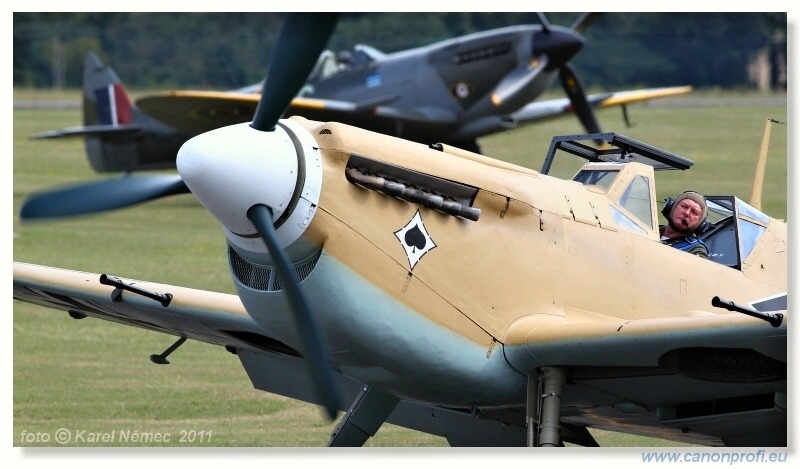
xmin=659 ymin=191 xmax=709 ymax=258
xmin=336 ymin=50 xmax=353 ymax=70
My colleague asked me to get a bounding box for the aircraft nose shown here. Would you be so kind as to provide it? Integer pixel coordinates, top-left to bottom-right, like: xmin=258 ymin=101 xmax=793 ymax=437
xmin=533 ymin=27 xmax=585 ymax=68
xmin=177 ymin=119 xmax=323 ymax=253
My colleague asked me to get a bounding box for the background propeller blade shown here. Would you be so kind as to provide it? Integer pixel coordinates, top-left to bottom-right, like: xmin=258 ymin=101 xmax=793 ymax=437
xmin=534 ymin=12 xmax=604 ymax=141
xmin=535 ymin=12 xmax=552 ymax=33
xmin=247 ymin=204 xmax=342 ymax=420
xmin=560 ymin=62 xmax=602 ymax=136
xmin=570 ymin=12 xmax=603 ymax=33
xmin=492 ymin=55 xmax=548 ymax=106
xmin=252 ymin=13 xmax=339 ymax=132
xmin=20 ymin=174 xmax=189 ymax=220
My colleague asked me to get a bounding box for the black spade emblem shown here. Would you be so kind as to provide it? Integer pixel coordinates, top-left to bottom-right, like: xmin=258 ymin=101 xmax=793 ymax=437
xmin=405 ymin=225 xmax=427 ymax=252
xmin=394 ymin=210 xmax=436 ymax=271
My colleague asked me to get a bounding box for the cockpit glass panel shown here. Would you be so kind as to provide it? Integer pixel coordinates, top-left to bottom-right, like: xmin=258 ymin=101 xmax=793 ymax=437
xmin=706 ymin=199 xmax=733 ymax=224
xmin=700 ymin=197 xmax=770 ymax=269
xmin=737 ymin=199 xmax=770 ymax=225
xmin=572 ymin=170 xmax=619 ymax=190
xmin=738 ymin=219 xmax=767 ymax=261
xmin=307 ymin=50 xmax=339 ymax=83
xmin=609 ymin=205 xmax=647 ymax=235
xmin=618 ymin=175 xmax=653 ymax=230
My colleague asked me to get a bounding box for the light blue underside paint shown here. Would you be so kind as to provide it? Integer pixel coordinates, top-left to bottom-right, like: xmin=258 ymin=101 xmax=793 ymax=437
xmin=232 ymin=246 xmax=526 ymax=407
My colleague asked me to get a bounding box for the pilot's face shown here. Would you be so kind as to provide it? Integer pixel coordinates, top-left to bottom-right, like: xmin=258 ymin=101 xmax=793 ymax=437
xmin=671 ymin=198 xmax=703 ymax=233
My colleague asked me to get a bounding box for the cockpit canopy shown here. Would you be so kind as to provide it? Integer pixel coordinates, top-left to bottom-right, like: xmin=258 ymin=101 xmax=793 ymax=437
xmin=307 ymin=45 xmax=386 ymax=82
xmin=572 ymin=165 xmax=771 ymax=270
xmin=549 ymin=133 xmax=773 ymax=271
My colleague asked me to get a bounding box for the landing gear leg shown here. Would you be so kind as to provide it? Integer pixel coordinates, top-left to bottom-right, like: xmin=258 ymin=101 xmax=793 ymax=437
xmin=327 ymin=384 xmax=399 ymax=447
xmin=526 ymin=373 xmax=540 ymax=447
xmin=526 ymin=366 xmax=567 ymax=447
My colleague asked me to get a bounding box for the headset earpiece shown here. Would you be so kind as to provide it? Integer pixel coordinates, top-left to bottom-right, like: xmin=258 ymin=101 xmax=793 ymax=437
xmin=696 ymin=218 xmax=711 ymax=235
xmin=661 ymin=197 xmax=675 ymax=219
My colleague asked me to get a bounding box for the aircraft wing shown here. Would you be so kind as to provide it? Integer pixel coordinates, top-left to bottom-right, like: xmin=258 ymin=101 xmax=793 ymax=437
xmin=509 ymin=85 xmax=693 ymax=124
xmin=13 ymin=261 xmax=291 ymax=355
xmin=136 ymin=91 xmax=413 ymax=137
xmin=136 ymin=91 xmax=261 ymax=135
xmin=17 ymin=260 xmax=784 ymax=446
xmin=135 ymin=85 xmax=688 ymax=142
xmin=503 ymin=311 xmax=787 ymax=446
xmin=12 ymin=262 xmax=532 ymax=446
xmin=30 ymin=124 xmax=144 ymax=139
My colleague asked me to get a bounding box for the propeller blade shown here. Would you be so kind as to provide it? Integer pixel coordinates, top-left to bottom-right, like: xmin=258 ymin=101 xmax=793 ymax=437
xmin=20 ymin=174 xmax=189 ymax=220
xmin=251 ymin=13 xmax=338 ymax=132
xmin=247 ymin=204 xmax=343 ymax=420
xmin=570 ymin=13 xmax=603 ymax=33
xmin=535 ymin=12 xmax=552 ymax=33
xmin=491 ymin=55 xmax=548 ymax=107
xmin=560 ymin=62 xmax=602 ymax=135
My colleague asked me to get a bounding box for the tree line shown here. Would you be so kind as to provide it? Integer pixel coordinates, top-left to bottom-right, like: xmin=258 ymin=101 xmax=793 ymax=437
xmin=13 ymin=12 xmax=787 ymax=91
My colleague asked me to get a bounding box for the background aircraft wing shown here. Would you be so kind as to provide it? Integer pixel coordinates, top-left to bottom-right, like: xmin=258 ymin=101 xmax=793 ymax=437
xmin=136 ymin=91 xmax=261 ymax=136
xmin=137 ymin=86 xmax=686 ymax=144
xmin=509 ymin=85 xmax=693 ymax=124
xmin=13 ymin=262 xmax=532 ymax=446
xmin=31 ymin=124 xmax=144 ymax=139
xmin=137 ymin=91 xmax=458 ymax=137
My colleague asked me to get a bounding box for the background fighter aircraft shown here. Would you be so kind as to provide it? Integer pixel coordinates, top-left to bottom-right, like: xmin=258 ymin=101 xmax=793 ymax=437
xmin=14 ymin=14 xmax=786 ymax=447
xmin=33 ymin=12 xmax=691 ymax=177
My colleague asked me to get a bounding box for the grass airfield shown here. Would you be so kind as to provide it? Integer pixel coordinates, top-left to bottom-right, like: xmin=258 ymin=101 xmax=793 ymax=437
xmin=11 ymin=89 xmax=788 ymax=448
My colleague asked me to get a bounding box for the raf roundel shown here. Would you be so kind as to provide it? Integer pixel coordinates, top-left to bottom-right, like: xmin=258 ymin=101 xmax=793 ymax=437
xmin=454 ymin=82 xmax=471 ymax=99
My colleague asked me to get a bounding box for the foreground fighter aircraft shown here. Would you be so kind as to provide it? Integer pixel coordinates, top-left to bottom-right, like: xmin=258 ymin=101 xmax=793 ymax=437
xmin=15 ymin=14 xmax=786 ymax=447
xmin=33 ymin=12 xmax=691 ymax=175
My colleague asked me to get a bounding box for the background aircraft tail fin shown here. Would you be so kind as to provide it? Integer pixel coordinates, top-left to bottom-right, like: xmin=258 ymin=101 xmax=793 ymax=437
xmin=72 ymin=51 xmax=185 ymax=173
xmin=32 ymin=51 xmax=178 ymax=173
xmin=82 ymin=51 xmax=134 ymax=128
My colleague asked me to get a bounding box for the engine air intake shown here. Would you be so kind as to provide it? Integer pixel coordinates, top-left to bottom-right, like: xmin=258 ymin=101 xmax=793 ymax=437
xmin=229 ymin=246 xmax=321 ymax=292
